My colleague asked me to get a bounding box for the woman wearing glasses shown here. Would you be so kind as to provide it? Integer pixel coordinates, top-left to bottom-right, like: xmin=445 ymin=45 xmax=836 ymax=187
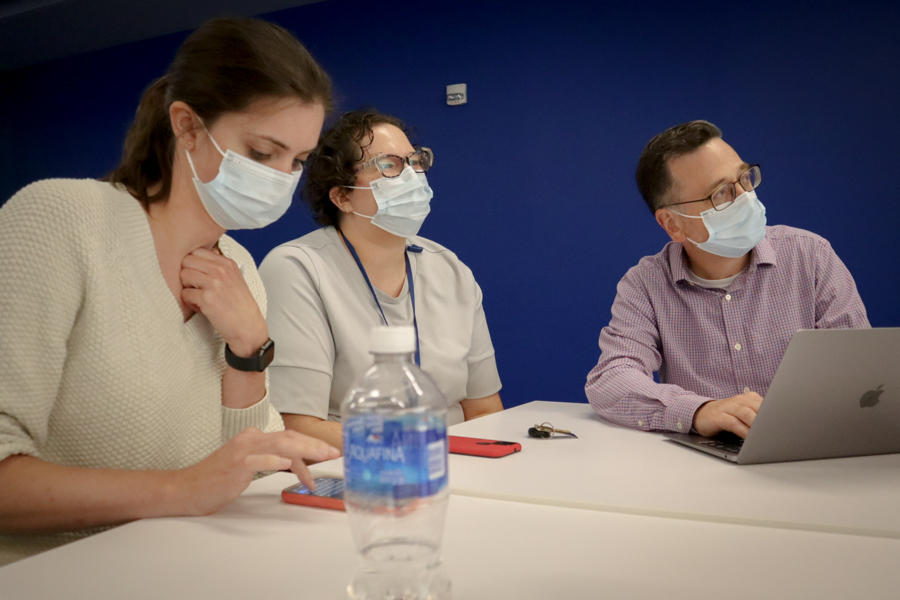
xmin=259 ymin=110 xmax=503 ymax=450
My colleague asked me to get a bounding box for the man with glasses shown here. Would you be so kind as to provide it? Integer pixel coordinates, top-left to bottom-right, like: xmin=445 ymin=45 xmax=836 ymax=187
xmin=585 ymin=121 xmax=868 ymax=438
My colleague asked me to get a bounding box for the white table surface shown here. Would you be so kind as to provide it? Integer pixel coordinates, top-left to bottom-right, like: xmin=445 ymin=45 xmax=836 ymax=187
xmin=311 ymin=401 xmax=900 ymax=538
xmin=1 ymin=471 xmax=897 ymax=600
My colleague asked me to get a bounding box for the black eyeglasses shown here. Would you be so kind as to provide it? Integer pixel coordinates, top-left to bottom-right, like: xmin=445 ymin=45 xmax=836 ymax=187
xmin=357 ymin=147 xmax=434 ymax=178
xmin=665 ymin=164 xmax=762 ymax=212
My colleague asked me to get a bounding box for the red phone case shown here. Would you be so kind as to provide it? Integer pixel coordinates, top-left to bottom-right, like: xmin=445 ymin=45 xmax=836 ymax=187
xmin=448 ymin=435 xmax=522 ymax=458
xmin=282 ymin=480 xmax=346 ymax=511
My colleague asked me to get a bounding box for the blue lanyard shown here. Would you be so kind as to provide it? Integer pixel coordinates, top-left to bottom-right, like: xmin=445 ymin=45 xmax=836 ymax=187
xmin=340 ymin=231 xmax=422 ymax=366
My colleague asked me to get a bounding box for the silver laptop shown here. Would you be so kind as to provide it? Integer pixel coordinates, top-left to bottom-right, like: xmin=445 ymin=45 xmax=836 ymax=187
xmin=666 ymin=328 xmax=900 ymax=464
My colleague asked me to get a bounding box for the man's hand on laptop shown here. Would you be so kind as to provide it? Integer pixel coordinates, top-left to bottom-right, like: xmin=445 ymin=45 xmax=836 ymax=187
xmin=692 ymin=392 xmax=763 ymax=439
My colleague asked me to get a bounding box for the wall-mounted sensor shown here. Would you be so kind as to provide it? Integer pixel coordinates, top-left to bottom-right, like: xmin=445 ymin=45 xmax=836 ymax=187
xmin=447 ymin=83 xmax=467 ymax=106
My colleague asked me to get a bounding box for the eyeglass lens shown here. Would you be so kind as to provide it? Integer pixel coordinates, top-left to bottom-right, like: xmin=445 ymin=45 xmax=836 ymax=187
xmin=711 ymin=165 xmax=761 ymax=210
xmin=374 ymin=148 xmax=433 ymax=177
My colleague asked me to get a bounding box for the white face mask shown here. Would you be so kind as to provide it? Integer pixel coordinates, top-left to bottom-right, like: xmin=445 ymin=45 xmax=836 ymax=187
xmin=185 ymin=124 xmax=300 ymax=230
xmin=677 ymin=190 xmax=767 ymax=258
xmin=346 ymin=166 xmax=433 ymax=238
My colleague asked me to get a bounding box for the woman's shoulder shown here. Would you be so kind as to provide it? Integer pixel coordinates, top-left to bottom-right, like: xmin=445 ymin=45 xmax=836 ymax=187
xmin=259 ymin=227 xmax=344 ymax=291
xmin=263 ymin=227 xmax=340 ymax=265
xmin=1 ymin=179 xmax=128 ymax=236
xmin=408 ymin=234 xmax=452 ymax=254
xmin=282 ymin=226 xmax=338 ymax=251
xmin=409 ymin=235 xmax=467 ymax=264
xmin=5 ymin=178 xmax=120 ymax=205
xmin=408 ymin=235 xmax=477 ymax=283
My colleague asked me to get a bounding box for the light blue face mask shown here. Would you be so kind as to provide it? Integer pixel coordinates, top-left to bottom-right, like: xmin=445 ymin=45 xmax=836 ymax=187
xmin=185 ymin=124 xmax=301 ymax=231
xmin=345 ymin=166 xmax=433 ymax=238
xmin=677 ymin=190 xmax=767 ymax=258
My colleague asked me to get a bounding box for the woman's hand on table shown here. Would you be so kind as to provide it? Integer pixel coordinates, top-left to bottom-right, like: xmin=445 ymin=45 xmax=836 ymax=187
xmin=172 ymin=427 xmax=340 ymax=516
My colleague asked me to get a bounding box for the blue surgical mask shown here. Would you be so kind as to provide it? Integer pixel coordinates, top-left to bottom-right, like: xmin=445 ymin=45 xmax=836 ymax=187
xmin=678 ymin=190 xmax=767 ymax=258
xmin=185 ymin=125 xmax=300 ymax=230
xmin=346 ymin=166 xmax=433 ymax=238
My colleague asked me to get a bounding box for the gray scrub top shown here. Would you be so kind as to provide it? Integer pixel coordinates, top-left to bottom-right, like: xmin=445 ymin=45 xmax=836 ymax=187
xmin=259 ymin=227 xmax=502 ymax=426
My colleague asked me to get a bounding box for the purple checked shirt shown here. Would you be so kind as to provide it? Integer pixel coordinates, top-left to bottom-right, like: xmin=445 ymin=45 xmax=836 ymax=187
xmin=585 ymin=225 xmax=870 ymax=433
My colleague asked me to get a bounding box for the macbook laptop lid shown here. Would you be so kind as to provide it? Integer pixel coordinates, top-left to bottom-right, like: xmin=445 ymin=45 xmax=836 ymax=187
xmin=667 ymin=328 xmax=900 ymax=464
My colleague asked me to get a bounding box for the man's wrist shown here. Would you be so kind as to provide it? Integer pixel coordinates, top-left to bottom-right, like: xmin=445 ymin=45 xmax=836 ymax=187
xmin=691 ymin=399 xmax=717 ymax=436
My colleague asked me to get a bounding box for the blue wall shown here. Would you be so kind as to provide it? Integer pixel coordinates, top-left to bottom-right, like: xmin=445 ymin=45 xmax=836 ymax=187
xmin=2 ymin=0 xmax=898 ymax=408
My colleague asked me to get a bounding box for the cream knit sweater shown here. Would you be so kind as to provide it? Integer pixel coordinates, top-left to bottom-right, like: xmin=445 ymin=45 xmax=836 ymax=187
xmin=0 ymin=179 xmax=283 ymax=565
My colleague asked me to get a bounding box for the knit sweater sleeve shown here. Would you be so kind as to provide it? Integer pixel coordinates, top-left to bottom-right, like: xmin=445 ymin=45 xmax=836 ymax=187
xmin=0 ymin=181 xmax=93 ymax=463
xmin=217 ymin=235 xmax=284 ymax=439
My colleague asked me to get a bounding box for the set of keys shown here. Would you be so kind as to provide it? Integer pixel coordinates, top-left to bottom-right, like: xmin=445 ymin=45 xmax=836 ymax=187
xmin=527 ymin=422 xmax=578 ymax=439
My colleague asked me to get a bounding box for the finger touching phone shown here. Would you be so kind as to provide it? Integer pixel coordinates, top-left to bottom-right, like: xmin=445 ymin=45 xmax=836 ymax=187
xmin=282 ymin=476 xmax=345 ymax=510
xmin=448 ymin=435 xmax=522 ymax=458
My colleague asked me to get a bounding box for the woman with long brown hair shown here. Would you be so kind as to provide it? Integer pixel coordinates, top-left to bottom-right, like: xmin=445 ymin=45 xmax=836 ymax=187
xmin=0 ymin=17 xmax=338 ymax=565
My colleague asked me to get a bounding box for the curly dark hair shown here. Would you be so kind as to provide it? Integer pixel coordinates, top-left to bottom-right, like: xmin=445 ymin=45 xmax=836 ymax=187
xmin=635 ymin=120 xmax=722 ymax=214
xmin=303 ymin=109 xmax=408 ymax=227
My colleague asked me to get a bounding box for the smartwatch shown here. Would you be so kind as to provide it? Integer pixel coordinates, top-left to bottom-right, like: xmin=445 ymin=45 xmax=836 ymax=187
xmin=225 ymin=338 xmax=275 ymax=372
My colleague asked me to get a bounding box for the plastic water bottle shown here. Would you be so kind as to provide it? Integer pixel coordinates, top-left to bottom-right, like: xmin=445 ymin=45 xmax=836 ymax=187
xmin=341 ymin=326 xmax=451 ymax=600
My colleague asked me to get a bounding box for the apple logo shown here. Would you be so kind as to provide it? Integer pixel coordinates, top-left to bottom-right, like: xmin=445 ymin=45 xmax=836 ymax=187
xmin=859 ymin=384 xmax=885 ymax=408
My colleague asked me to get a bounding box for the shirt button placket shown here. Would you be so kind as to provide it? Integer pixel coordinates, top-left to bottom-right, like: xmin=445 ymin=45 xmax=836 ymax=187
xmin=722 ymin=290 xmax=748 ymax=389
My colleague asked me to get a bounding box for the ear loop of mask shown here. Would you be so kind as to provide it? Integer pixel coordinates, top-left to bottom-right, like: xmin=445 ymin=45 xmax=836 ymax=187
xmin=674 ymin=211 xmax=708 ymax=248
xmin=666 ymin=207 xmax=706 ymax=247
xmin=342 ymin=181 xmax=374 ymax=219
xmin=670 ymin=195 xmax=741 ymax=247
xmin=199 ymin=119 xmax=227 ymax=157
xmin=184 ymin=119 xmax=227 ymax=180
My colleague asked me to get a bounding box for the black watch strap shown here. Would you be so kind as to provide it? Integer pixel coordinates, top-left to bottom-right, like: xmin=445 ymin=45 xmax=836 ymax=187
xmin=225 ymin=338 xmax=275 ymax=372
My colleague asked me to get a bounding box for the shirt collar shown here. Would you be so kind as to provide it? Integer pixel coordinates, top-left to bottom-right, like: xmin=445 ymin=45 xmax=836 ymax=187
xmin=669 ymin=231 xmax=777 ymax=285
xmin=753 ymin=234 xmax=777 ymax=268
